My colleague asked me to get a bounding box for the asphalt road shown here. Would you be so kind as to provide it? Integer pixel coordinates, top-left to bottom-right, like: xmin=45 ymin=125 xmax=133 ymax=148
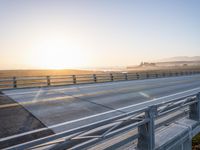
xmin=0 ymin=91 xmax=54 ymax=149
xmin=3 ymin=74 xmax=200 ymax=133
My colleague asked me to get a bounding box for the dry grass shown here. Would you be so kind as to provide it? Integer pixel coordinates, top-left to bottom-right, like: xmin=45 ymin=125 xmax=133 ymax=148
xmin=0 ymin=69 xmax=102 ymax=78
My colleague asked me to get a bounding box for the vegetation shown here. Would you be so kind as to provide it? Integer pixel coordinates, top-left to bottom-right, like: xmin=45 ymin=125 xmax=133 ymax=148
xmin=193 ymin=133 xmax=200 ymax=150
xmin=0 ymin=69 xmax=102 ymax=78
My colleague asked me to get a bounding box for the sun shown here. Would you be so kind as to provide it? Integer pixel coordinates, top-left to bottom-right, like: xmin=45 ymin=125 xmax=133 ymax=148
xmin=30 ymin=38 xmax=86 ymax=69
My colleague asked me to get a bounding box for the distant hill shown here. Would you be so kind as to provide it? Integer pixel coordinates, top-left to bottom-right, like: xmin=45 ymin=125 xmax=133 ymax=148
xmin=157 ymin=56 xmax=200 ymax=62
xmin=127 ymin=56 xmax=200 ymax=70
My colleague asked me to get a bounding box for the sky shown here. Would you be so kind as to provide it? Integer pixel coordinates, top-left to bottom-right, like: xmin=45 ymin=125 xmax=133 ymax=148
xmin=0 ymin=0 xmax=200 ymax=70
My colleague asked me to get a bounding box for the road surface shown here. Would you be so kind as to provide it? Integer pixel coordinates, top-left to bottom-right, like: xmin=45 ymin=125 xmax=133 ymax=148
xmin=2 ymin=74 xmax=200 ymax=133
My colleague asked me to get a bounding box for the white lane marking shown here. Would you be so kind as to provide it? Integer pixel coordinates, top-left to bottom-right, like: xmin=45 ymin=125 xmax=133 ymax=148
xmin=33 ymin=88 xmax=43 ymax=103
xmin=4 ymin=75 xmax=199 ymax=96
xmin=1 ymin=87 xmax=200 ymax=142
xmin=139 ymin=92 xmax=151 ymax=99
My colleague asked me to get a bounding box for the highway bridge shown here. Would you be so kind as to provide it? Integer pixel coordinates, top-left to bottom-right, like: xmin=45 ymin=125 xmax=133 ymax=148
xmin=1 ymin=73 xmax=200 ymax=149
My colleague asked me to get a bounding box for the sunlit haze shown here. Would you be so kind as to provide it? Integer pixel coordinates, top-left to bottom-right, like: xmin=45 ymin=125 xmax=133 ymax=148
xmin=0 ymin=0 xmax=200 ymax=69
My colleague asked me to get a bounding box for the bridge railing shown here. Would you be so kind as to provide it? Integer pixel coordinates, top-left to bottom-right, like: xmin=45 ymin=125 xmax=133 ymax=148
xmin=2 ymin=93 xmax=200 ymax=150
xmin=0 ymin=70 xmax=200 ymax=90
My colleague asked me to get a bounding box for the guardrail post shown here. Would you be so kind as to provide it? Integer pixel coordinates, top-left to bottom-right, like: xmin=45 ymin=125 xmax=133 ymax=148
xmin=47 ymin=76 xmax=51 ymax=86
xmin=136 ymin=73 xmax=140 ymax=79
xmin=146 ymin=73 xmax=149 ymax=79
xmin=162 ymin=73 xmax=165 ymax=77
xmin=110 ymin=73 xmax=114 ymax=81
xmin=124 ymin=73 xmax=128 ymax=80
xmin=72 ymin=75 xmax=77 ymax=84
xmin=189 ymin=93 xmax=200 ymax=121
xmin=137 ymin=105 xmax=157 ymax=150
xmin=13 ymin=77 xmax=17 ymax=88
xmin=155 ymin=73 xmax=158 ymax=78
xmin=93 ymin=74 xmax=97 ymax=83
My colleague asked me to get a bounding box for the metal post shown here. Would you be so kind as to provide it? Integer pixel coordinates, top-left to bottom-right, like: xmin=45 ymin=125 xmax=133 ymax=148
xmin=47 ymin=76 xmax=51 ymax=86
xmin=155 ymin=73 xmax=158 ymax=78
xmin=93 ymin=74 xmax=97 ymax=83
xmin=146 ymin=73 xmax=149 ymax=79
xmin=189 ymin=93 xmax=200 ymax=121
xmin=136 ymin=73 xmax=140 ymax=79
xmin=72 ymin=75 xmax=77 ymax=84
xmin=137 ymin=105 xmax=157 ymax=150
xmin=124 ymin=73 xmax=128 ymax=80
xmin=162 ymin=73 xmax=165 ymax=77
xmin=110 ymin=73 xmax=114 ymax=81
xmin=13 ymin=77 xmax=17 ymax=88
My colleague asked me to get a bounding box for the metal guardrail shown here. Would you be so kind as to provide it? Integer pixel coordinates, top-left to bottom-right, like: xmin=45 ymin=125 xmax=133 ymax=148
xmin=0 ymin=70 xmax=200 ymax=90
xmin=1 ymin=93 xmax=200 ymax=150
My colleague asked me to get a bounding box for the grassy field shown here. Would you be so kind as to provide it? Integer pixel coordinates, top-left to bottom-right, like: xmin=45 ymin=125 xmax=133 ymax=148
xmin=0 ymin=69 xmax=103 ymax=78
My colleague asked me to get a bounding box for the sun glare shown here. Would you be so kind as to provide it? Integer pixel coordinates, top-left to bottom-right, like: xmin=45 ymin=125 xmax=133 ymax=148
xmin=30 ymin=38 xmax=86 ymax=69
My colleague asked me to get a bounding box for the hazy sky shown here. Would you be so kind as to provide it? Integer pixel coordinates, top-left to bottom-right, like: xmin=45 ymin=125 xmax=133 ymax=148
xmin=0 ymin=0 xmax=200 ymax=69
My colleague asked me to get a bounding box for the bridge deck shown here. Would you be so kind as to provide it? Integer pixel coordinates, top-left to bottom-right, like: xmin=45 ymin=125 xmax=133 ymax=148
xmin=2 ymin=75 xmax=200 ymax=133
